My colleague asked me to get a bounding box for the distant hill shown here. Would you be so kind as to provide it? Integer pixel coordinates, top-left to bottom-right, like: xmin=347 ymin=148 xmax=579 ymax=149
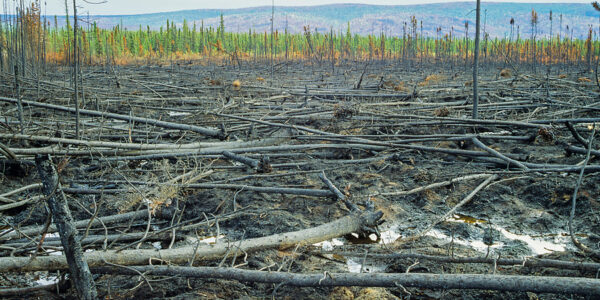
xmin=54 ymin=2 xmax=598 ymax=39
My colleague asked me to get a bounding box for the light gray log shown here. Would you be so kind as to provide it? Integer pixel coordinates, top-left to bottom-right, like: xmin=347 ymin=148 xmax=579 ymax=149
xmin=0 ymin=210 xmax=382 ymax=272
xmin=0 ymin=96 xmax=223 ymax=138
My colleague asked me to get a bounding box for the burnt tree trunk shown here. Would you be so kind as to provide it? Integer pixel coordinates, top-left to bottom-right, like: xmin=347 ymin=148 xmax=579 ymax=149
xmin=472 ymin=0 xmax=481 ymax=119
xmin=35 ymin=154 xmax=97 ymax=300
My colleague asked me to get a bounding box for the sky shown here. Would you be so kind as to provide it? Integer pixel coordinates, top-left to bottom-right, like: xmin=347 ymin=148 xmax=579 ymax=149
xmin=1 ymin=0 xmax=593 ymax=16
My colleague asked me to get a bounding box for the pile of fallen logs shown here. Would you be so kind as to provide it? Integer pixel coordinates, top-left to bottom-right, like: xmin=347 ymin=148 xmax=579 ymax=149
xmin=0 ymin=63 xmax=599 ymax=298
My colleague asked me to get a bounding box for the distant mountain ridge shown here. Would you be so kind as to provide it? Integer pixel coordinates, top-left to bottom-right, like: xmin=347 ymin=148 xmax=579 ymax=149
xmin=56 ymin=2 xmax=598 ymax=39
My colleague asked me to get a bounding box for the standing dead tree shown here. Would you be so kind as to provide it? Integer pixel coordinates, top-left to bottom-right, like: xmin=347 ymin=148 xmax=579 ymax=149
xmin=472 ymin=0 xmax=481 ymax=119
xmin=72 ymin=0 xmax=80 ymax=139
xmin=531 ymin=9 xmax=538 ymax=73
xmin=593 ymin=2 xmax=600 ymax=89
xmin=270 ymin=0 xmax=274 ymax=83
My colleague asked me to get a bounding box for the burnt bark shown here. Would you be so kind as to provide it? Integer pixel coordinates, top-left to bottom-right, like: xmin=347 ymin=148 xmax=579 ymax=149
xmin=0 ymin=96 xmax=224 ymax=138
xmin=472 ymin=0 xmax=481 ymax=119
xmin=35 ymin=154 xmax=97 ymax=300
xmin=91 ymin=266 xmax=600 ymax=295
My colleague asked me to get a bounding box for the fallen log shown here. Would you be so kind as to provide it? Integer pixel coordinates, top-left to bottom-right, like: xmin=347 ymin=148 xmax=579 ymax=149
xmin=0 ymin=141 xmax=17 ymax=160
xmin=0 ymin=210 xmax=149 ymax=241
xmin=471 ymin=137 xmax=528 ymax=170
xmin=99 ymin=143 xmax=387 ymax=161
xmin=0 ymin=96 xmax=224 ymax=138
xmin=42 ymin=184 xmax=334 ymax=197
xmin=90 ymin=266 xmax=600 ymax=295
xmin=326 ymin=251 xmax=600 ymax=273
xmin=402 ymin=174 xmax=498 ymax=243
xmin=0 ymin=133 xmax=284 ymax=151
xmin=0 ymin=281 xmax=68 ymax=297
xmin=0 ymin=210 xmax=382 ymax=272
xmin=222 ymin=150 xmax=259 ymax=169
xmin=372 ymin=173 xmax=491 ymax=197
xmin=565 ymin=144 xmax=600 ymax=157
xmin=531 ymin=117 xmax=600 ymax=124
xmin=384 ymin=113 xmax=549 ymax=129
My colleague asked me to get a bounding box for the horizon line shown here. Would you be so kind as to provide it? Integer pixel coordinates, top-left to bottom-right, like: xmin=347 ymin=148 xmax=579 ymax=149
xmin=35 ymin=1 xmax=591 ymax=17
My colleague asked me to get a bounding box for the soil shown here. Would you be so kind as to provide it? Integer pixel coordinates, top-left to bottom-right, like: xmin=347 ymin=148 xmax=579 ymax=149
xmin=0 ymin=59 xmax=598 ymax=299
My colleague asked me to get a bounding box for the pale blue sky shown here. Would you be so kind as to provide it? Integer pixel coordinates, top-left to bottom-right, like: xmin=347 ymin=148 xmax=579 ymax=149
xmin=2 ymin=0 xmax=592 ymax=16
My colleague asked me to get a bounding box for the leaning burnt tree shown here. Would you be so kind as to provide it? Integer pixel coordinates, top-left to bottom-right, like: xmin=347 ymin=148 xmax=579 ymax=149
xmin=35 ymin=155 xmax=97 ymax=299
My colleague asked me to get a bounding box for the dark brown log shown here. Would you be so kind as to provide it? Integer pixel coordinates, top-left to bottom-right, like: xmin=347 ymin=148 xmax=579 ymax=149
xmin=222 ymin=150 xmax=259 ymax=169
xmin=187 ymin=183 xmax=334 ymax=197
xmin=90 ymin=266 xmax=600 ymax=295
xmin=328 ymin=252 xmax=600 ymax=273
xmin=565 ymin=122 xmax=590 ymax=147
xmin=0 ymin=210 xmax=148 ymax=241
xmin=319 ymin=171 xmax=360 ymax=212
xmin=471 ymin=137 xmax=528 ymax=170
xmin=35 ymin=154 xmax=97 ymax=300
xmin=0 ymin=282 xmax=65 ymax=297
xmin=565 ymin=145 xmax=600 ymax=157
